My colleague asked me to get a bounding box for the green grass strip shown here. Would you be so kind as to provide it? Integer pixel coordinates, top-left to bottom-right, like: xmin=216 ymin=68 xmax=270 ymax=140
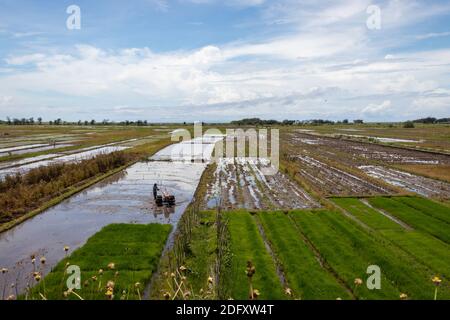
xmin=27 ymin=223 xmax=172 ymax=300
xmin=368 ymin=197 xmax=450 ymax=244
xmin=225 ymin=211 xmax=284 ymax=300
xmin=332 ymin=198 xmax=403 ymax=231
xmin=334 ymin=197 xmax=450 ymax=280
xmin=290 ymin=210 xmax=450 ymax=300
xmin=259 ymin=211 xmax=352 ymax=300
xmin=394 ymin=197 xmax=450 ymax=225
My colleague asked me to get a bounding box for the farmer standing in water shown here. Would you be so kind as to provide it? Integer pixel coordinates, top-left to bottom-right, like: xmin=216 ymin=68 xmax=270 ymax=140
xmin=153 ymin=183 xmax=159 ymax=200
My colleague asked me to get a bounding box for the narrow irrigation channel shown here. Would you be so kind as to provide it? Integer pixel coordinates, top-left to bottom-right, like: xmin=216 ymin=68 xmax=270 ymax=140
xmin=0 ymin=135 xmax=223 ymax=294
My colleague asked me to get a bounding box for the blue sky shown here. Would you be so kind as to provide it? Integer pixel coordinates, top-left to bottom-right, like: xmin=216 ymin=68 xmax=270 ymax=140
xmin=0 ymin=0 xmax=450 ymax=122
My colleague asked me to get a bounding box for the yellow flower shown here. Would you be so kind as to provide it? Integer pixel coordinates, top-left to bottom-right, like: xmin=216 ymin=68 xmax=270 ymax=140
xmin=33 ymin=272 xmax=41 ymax=282
xmin=98 ymin=269 xmax=104 ymax=275
xmin=7 ymin=294 xmax=16 ymax=300
xmin=64 ymin=246 xmax=70 ymax=252
xmin=1 ymin=268 xmax=8 ymax=274
xmin=354 ymin=278 xmax=363 ymax=286
xmin=106 ymin=280 xmax=115 ymax=289
xmin=163 ymin=292 xmax=171 ymax=300
xmin=432 ymin=276 xmax=442 ymax=286
xmin=170 ymin=272 xmax=176 ymax=278
xmin=91 ymin=275 xmax=98 ymax=282
xmin=107 ymin=262 xmax=115 ymax=270
xmin=284 ymin=288 xmax=292 ymax=296
xmin=135 ymin=282 xmax=141 ymax=288
xmin=40 ymin=257 xmax=46 ymax=264
xmin=105 ymin=288 xmax=114 ymax=300
xmin=31 ymin=258 xmax=36 ymax=265
xmin=179 ymin=265 xmax=187 ymax=272
xmin=252 ymin=289 xmax=260 ymax=297
xmin=399 ymin=293 xmax=408 ymax=300
xmin=336 ymin=297 xmax=342 ymax=300
xmin=207 ymin=276 xmax=214 ymax=284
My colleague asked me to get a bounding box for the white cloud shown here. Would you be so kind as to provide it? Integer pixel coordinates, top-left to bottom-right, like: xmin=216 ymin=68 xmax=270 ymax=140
xmin=416 ymin=31 xmax=450 ymax=40
xmin=5 ymin=53 xmax=46 ymax=65
xmin=362 ymin=100 xmax=391 ymax=115
xmin=1 ymin=0 xmax=450 ymax=121
xmin=0 ymin=95 xmax=13 ymax=106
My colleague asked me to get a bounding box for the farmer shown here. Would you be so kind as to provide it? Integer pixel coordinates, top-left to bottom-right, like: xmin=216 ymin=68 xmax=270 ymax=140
xmin=153 ymin=183 xmax=159 ymax=200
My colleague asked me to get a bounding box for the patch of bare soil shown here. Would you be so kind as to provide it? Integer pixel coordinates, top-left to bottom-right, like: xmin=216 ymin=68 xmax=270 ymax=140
xmin=291 ymin=155 xmax=390 ymax=196
xmin=285 ymin=131 xmax=450 ymax=165
xmin=202 ymin=157 xmax=319 ymax=210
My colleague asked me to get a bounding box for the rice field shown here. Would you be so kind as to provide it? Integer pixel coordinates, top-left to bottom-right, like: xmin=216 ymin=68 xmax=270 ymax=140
xmin=1 ymin=124 xmax=450 ymax=301
xmin=26 ymin=224 xmax=172 ymax=300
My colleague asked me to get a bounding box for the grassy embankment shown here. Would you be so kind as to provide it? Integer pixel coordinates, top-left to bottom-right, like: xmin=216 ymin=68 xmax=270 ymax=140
xmin=27 ymin=223 xmax=172 ymax=300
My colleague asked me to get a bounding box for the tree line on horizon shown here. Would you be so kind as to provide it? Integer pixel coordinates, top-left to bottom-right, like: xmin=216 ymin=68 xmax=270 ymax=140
xmin=1 ymin=116 xmax=449 ymax=126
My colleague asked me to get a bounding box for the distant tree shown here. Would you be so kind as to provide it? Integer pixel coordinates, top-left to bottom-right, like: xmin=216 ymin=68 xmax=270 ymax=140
xmin=354 ymin=119 xmax=364 ymax=124
xmin=435 ymin=118 xmax=450 ymax=123
xmin=403 ymin=121 xmax=415 ymax=128
xmin=413 ymin=117 xmax=436 ymax=124
xmin=37 ymin=117 xmax=42 ymax=125
xmin=90 ymin=119 xmax=96 ymax=125
xmin=6 ymin=117 xmax=11 ymax=125
xmin=282 ymin=120 xmax=295 ymax=125
xmin=343 ymin=119 xmax=349 ymax=124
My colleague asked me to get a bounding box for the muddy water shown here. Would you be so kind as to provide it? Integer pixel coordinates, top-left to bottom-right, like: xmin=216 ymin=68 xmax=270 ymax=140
xmin=0 ymin=140 xmax=214 ymax=294
xmin=0 ymin=144 xmax=73 ymax=158
xmin=0 ymin=146 xmax=129 ymax=180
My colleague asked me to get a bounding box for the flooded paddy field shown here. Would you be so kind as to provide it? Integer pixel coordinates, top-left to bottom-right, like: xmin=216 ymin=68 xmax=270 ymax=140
xmin=0 ymin=146 xmax=129 ymax=180
xmin=293 ymin=124 xmax=450 ymax=152
xmin=360 ymin=166 xmax=450 ymax=199
xmin=0 ymin=125 xmax=175 ymax=165
xmin=202 ymin=157 xmax=319 ymax=210
xmin=0 ymin=144 xmax=73 ymax=157
xmin=291 ymin=155 xmax=390 ymax=196
xmin=283 ymin=130 xmax=450 ymax=197
xmin=0 ymin=141 xmax=208 ymax=293
xmin=286 ymin=131 xmax=450 ymax=165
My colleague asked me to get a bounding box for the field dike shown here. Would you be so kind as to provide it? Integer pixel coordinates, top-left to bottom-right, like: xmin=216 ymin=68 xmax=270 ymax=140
xmin=0 ymin=139 xmax=173 ymax=234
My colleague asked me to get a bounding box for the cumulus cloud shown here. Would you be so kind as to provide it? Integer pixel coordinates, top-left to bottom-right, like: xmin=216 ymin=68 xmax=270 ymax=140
xmin=362 ymin=100 xmax=391 ymax=115
xmin=0 ymin=95 xmax=13 ymax=105
xmin=1 ymin=0 xmax=450 ymax=121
